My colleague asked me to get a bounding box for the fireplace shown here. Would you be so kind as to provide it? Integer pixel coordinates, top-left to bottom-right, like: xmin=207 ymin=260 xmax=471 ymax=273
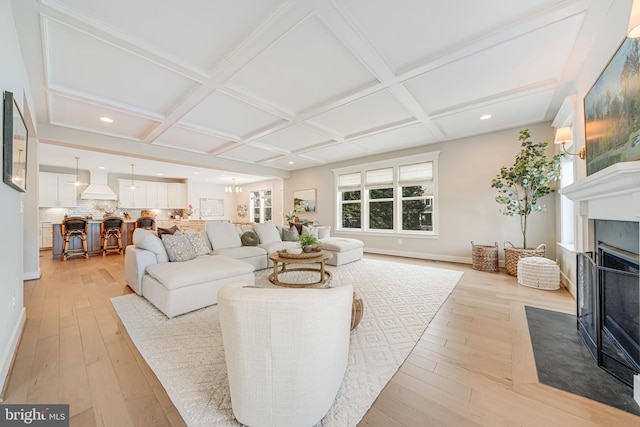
xmin=577 ymin=220 xmax=640 ymax=387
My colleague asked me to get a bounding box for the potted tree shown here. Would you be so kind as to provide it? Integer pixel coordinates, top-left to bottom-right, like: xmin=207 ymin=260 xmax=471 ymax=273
xmin=491 ymin=128 xmax=561 ymax=276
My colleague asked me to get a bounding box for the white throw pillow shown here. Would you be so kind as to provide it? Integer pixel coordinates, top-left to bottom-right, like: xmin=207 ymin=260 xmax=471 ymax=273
xmin=132 ymin=228 xmax=169 ymax=263
xmin=253 ymin=222 xmax=282 ymax=244
xmin=302 ymin=225 xmax=319 ymax=238
xmin=315 ymin=226 xmax=331 ymax=239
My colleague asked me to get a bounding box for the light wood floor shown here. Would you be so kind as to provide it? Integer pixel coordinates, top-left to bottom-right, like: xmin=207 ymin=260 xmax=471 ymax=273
xmin=3 ymin=251 xmax=639 ymax=426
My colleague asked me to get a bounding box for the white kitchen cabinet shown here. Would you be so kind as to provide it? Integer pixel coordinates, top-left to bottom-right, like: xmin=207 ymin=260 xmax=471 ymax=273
xmin=39 ymin=222 xmax=52 ymax=249
xmin=167 ymin=183 xmax=187 ymax=208
xmin=146 ymin=182 xmax=168 ymax=208
xmin=119 ymin=179 xmax=147 ymax=208
xmin=39 ymin=173 xmax=78 ymax=207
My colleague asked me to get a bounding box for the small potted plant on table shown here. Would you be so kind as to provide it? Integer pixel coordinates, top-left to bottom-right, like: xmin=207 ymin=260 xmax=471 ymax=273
xmin=298 ymin=233 xmax=319 ymax=253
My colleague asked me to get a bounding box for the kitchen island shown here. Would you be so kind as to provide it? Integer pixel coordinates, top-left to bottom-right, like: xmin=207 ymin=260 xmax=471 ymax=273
xmin=51 ymin=220 xmax=136 ymax=259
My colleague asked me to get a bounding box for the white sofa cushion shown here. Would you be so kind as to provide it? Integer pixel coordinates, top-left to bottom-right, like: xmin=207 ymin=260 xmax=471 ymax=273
xmin=206 ymin=222 xmax=242 ymax=249
xmin=145 ymin=255 xmax=253 ymax=290
xmin=253 ymin=222 xmax=282 ymax=244
xmin=132 ymin=228 xmax=169 ymax=263
xmin=320 ymin=237 xmax=364 ymax=252
xmin=214 ymin=246 xmax=266 ymax=259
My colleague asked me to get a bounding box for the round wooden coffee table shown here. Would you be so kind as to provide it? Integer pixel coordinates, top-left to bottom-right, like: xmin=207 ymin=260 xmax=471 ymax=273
xmin=268 ymin=251 xmax=333 ymax=287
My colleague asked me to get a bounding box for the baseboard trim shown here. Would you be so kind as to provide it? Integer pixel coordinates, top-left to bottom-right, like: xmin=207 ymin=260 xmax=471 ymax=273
xmin=0 ymin=307 xmax=26 ymax=403
xmin=23 ymin=268 xmax=41 ymax=281
xmin=364 ymin=247 xmax=472 ymax=265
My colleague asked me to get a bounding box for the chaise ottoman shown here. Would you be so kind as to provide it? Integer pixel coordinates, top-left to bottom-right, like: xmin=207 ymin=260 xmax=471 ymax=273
xmin=320 ymin=237 xmax=364 ymax=266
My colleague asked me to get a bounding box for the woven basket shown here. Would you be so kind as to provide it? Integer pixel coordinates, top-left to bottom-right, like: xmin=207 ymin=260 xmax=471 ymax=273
xmin=504 ymin=241 xmax=545 ymax=276
xmin=517 ymin=257 xmax=560 ymax=290
xmin=277 ymin=248 xmax=323 ymax=259
xmin=471 ymin=241 xmax=499 ymax=272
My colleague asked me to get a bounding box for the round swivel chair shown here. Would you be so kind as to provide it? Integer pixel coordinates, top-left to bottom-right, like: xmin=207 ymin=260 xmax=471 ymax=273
xmin=61 ymin=216 xmax=89 ymax=261
xmin=101 ymin=216 xmax=124 ymax=256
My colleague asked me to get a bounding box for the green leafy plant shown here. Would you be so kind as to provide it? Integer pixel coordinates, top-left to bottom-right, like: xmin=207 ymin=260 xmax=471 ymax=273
xmin=297 ymin=233 xmax=319 ymax=249
xmin=491 ymin=128 xmax=561 ymax=249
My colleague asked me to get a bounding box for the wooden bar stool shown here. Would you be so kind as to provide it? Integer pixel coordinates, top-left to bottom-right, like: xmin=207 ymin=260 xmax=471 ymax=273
xmin=101 ymin=216 xmax=124 ymax=256
xmin=135 ymin=216 xmax=155 ymax=230
xmin=61 ymin=216 xmax=89 ymax=261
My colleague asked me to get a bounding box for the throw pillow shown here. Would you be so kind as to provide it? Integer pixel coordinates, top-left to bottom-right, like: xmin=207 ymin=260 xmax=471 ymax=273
xmin=157 ymin=225 xmax=179 ymax=237
xmin=282 ymin=226 xmax=299 ymax=242
xmin=253 ymin=222 xmax=282 ymax=244
xmin=161 ymin=234 xmax=197 ymax=262
xmin=315 ymin=225 xmax=331 ymax=239
xmin=185 ymin=232 xmax=211 ymax=256
xmin=132 ymin=228 xmax=169 ymax=263
xmin=200 ymin=231 xmax=213 ymax=252
xmin=241 ymin=231 xmax=260 ymax=246
xmin=301 ymin=225 xmax=319 ymax=238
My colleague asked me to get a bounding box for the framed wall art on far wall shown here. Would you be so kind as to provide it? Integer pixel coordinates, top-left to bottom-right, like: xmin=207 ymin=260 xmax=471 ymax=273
xmin=3 ymin=91 xmax=28 ymax=192
xmin=294 ymin=188 xmax=316 ymax=213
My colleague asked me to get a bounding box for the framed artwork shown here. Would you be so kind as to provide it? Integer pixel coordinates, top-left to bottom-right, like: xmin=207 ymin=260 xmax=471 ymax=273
xmin=584 ymin=37 xmax=640 ymax=176
xmin=293 ymin=188 xmax=316 ymax=213
xmin=3 ymin=91 xmax=28 ymax=192
xmin=200 ymin=197 xmax=224 ymax=218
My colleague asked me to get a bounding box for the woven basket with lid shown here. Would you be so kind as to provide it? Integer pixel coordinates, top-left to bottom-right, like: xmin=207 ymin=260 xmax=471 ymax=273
xmin=503 ymin=241 xmax=545 ymax=276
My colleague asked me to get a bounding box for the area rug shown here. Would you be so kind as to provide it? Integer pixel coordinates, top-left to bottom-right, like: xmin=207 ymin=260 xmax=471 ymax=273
xmin=111 ymin=259 xmax=463 ymax=426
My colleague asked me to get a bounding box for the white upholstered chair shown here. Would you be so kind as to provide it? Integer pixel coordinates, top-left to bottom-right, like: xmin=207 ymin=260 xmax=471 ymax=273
xmin=218 ymin=283 xmax=353 ymax=427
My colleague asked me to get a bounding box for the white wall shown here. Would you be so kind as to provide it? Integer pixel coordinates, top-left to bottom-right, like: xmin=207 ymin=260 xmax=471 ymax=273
xmin=286 ymin=122 xmax=558 ymax=264
xmin=0 ymin=0 xmax=31 ymax=397
xmin=187 ymin=180 xmax=236 ymax=220
xmin=555 ymin=0 xmax=633 ymax=296
xmin=235 ymin=179 xmax=285 ymax=224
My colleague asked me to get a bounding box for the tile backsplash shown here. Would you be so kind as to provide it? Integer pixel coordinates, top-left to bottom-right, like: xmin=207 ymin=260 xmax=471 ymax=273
xmin=39 ymin=199 xmax=175 ymax=222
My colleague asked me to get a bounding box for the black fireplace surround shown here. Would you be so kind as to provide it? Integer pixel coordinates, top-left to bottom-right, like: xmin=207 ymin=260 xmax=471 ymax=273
xmin=577 ymin=220 xmax=640 ymax=387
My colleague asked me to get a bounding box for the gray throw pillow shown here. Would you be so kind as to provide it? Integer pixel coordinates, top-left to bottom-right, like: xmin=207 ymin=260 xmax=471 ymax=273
xmin=282 ymin=226 xmax=299 ymax=242
xmin=185 ymin=232 xmax=212 ymax=256
xmin=241 ymin=231 xmax=260 ymax=246
xmin=161 ymin=234 xmax=197 ymax=262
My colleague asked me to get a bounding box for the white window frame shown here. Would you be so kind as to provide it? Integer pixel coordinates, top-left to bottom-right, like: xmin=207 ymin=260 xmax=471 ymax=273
xmin=333 ymin=151 xmax=439 ymax=237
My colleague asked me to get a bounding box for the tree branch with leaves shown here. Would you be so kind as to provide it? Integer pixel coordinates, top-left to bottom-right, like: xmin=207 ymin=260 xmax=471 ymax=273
xmin=491 ymin=129 xmax=561 ymax=248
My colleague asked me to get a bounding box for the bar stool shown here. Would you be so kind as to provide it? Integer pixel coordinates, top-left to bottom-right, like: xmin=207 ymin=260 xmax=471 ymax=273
xmin=101 ymin=216 xmax=124 ymax=256
xmin=135 ymin=216 xmax=156 ymax=230
xmin=61 ymin=216 xmax=88 ymax=261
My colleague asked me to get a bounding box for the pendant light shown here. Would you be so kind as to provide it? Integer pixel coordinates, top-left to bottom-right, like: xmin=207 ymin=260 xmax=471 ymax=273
xmin=225 ymin=178 xmax=242 ymax=194
xmin=129 ymin=164 xmax=136 ymax=190
xmin=67 ymin=156 xmax=88 ymax=186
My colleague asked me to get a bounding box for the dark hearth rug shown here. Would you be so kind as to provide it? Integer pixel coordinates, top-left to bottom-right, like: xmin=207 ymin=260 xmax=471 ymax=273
xmin=525 ymin=306 xmax=640 ymax=416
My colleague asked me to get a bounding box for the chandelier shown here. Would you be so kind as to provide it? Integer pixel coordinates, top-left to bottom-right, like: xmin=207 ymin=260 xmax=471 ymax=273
xmin=225 ymin=178 xmax=242 ymax=194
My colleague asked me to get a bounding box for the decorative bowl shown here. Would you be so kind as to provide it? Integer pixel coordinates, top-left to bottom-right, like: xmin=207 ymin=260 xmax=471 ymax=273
xmin=286 ymin=247 xmax=302 ymax=255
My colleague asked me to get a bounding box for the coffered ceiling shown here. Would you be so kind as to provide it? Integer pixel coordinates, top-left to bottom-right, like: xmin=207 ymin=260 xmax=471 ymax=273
xmin=11 ymin=0 xmax=622 ymax=181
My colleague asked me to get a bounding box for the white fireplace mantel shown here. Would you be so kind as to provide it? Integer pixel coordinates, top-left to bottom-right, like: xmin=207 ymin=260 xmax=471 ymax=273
xmin=560 ymin=162 xmax=640 ymax=222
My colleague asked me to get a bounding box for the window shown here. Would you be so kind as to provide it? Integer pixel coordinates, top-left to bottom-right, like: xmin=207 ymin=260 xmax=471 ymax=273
xmin=338 ymin=172 xmax=361 ymax=229
xmin=334 ymin=152 xmax=438 ymax=235
xmin=250 ymin=189 xmax=272 ymax=223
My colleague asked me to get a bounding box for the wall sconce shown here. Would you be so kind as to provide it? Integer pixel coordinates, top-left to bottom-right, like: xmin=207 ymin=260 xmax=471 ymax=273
xmin=225 ymin=178 xmax=243 ymax=194
xmin=554 ymin=127 xmax=585 ymax=159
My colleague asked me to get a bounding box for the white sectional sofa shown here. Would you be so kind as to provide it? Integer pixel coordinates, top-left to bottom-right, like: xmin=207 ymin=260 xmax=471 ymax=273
xmin=124 ymin=222 xmax=364 ymax=318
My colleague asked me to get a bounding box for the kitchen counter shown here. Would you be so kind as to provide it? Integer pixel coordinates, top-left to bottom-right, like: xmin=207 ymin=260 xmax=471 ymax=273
xmin=51 ymin=221 xmax=136 ymax=259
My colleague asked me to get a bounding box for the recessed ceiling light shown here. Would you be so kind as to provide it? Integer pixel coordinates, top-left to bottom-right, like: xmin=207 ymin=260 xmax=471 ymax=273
xmin=480 ymin=114 xmax=492 ymax=120
xmin=288 ymin=161 xmax=294 ymax=164
xmin=98 ymin=166 xmax=106 ymax=170
xmin=100 ymin=117 xmax=113 ymax=123
xmin=157 ymin=173 xmax=163 ymax=176
xmin=193 ymin=172 xmax=199 ymax=175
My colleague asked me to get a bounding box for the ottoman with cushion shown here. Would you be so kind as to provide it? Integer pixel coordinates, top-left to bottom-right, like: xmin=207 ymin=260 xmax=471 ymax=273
xmin=320 ymin=237 xmax=365 ymax=266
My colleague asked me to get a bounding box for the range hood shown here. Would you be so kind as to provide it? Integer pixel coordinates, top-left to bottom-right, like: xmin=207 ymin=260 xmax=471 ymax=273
xmin=80 ymin=170 xmax=117 ymax=200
